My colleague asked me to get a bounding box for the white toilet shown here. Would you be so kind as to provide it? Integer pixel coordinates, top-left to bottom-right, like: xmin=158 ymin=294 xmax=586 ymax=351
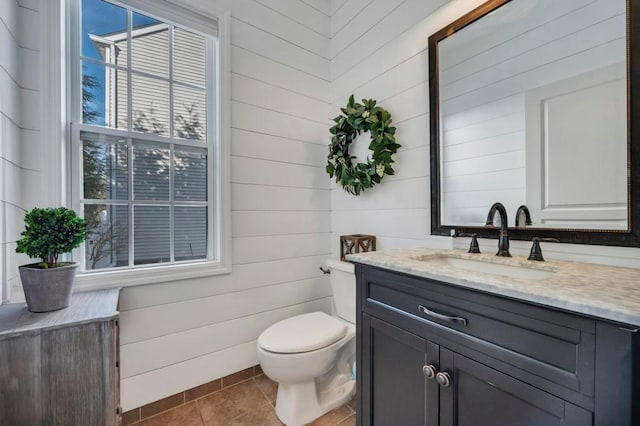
xmin=257 ymin=259 xmax=356 ymax=426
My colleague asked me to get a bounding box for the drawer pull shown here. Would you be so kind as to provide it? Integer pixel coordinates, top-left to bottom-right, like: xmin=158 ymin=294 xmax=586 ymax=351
xmin=418 ymin=305 xmax=468 ymax=326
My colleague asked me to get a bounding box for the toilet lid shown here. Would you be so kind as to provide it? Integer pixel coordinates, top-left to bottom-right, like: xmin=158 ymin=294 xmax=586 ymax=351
xmin=258 ymin=312 xmax=347 ymax=354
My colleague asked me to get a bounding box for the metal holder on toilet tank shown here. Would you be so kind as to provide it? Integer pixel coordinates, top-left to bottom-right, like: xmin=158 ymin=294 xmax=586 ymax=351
xmin=340 ymin=234 xmax=376 ymax=261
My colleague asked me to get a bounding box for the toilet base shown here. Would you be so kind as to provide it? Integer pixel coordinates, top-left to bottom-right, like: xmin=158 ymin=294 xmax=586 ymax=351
xmin=275 ymin=373 xmax=355 ymax=426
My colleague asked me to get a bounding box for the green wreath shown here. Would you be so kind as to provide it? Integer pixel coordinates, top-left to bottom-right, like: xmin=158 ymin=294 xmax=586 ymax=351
xmin=326 ymin=95 xmax=400 ymax=195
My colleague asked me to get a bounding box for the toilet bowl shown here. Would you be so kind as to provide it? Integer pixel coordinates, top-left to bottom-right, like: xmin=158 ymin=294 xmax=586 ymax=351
xmin=257 ymin=259 xmax=356 ymax=426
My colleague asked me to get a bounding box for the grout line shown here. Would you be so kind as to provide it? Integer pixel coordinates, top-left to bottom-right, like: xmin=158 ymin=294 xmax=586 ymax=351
xmin=195 ymin=398 xmax=206 ymax=425
xmin=253 ymin=376 xmax=274 ymax=406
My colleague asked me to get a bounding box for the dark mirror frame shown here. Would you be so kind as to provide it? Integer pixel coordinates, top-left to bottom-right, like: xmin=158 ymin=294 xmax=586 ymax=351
xmin=428 ymin=0 xmax=640 ymax=247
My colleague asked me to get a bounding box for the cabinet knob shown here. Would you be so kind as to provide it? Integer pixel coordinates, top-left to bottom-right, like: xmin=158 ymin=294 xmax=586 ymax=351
xmin=422 ymin=364 xmax=437 ymax=380
xmin=436 ymin=371 xmax=451 ymax=387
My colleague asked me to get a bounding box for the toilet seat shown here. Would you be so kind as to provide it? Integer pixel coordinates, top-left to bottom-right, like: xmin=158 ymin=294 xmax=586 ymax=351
xmin=258 ymin=312 xmax=347 ymax=354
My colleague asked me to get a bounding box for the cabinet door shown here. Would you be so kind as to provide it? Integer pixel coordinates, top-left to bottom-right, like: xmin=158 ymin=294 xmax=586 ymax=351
xmin=439 ymin=348 xmax=592 ymax=426
xmin=361 ymin=314 xmax=439 ymax=426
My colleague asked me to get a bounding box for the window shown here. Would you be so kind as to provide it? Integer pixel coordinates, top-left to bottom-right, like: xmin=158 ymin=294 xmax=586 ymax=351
xmin=69 ymin=0 xmax=229 ymax=282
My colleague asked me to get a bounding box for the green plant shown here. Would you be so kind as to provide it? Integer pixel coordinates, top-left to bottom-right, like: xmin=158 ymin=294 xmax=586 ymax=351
xmin=16 ymin=207 xmax=86 ymax=269
xmin=327 ymin=95 xmax=401 ymax=195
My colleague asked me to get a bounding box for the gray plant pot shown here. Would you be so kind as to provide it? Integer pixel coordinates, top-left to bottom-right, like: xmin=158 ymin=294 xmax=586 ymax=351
xmin=18 ymin=262 xmax=79 ymax=313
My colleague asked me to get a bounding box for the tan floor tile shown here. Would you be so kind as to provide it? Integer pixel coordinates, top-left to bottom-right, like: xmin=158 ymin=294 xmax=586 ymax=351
xmin=336 ymin=414 xmax=356 ymax=426
xmin=222 ymin=367 xmax=254 ymax=388
xmin=121 ymin=409 xmax=140 ymax=426
xmin=197 ymin=380 xmax=267 ymax=425
xmin=185 ymin=379 xmax=222 ymax=402
xmin=308 ymin=404 xmax=354 ymax=426
xmin=225 ymin=400 xmax=283 ymax=426
xmin=254 ymin=374 xmax=278 ymax=404
xmin=140 ymin=393 xmax=185 ymax=419
xmin=347 ymin=394 xmax=357 ymax=412
xmin=137 ymin=402 xmax=202 ymax=426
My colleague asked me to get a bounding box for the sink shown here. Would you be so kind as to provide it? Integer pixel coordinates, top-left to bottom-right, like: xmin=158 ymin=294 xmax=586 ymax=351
xmin=413 ymin=255 xmax=556 ymax=281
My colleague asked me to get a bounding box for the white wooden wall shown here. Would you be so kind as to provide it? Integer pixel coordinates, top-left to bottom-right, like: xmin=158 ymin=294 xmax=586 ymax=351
xmin=330 ymin=0 xmax=464 ymax=252
xmin=329 ymin=0 xmax=640 ymax=266
xmin=116 ymin=0 xmax=335 ymax=410
xmin=0 ymin=0 xmax=42 ymax=304
xmin=1 ymin=0 xmax=335 ymax=411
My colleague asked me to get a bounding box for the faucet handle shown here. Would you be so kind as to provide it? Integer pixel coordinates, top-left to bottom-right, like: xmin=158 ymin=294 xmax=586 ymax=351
xmin=528 ymin=237 xmax=559 ymax=261
xmin=459 ymin=233 xmax=481 ymax=254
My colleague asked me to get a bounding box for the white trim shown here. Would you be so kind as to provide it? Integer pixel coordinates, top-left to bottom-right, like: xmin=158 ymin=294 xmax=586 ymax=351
xmin=75 ymin=260 xmax=231 ymax=290
xmin=216 ymin=9 xmax=232 ymax=276
xmin=42 ymin=0 xmax=67 ymax=208
xmin=64 ymin=0 xmax=232 ymax=286
xmin=108 ymin=0 xmax=218 ymax=37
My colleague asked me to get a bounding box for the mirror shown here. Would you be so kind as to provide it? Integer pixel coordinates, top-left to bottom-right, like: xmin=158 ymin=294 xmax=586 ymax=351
xmin=429 ymin=0 xmax=640 ymax=246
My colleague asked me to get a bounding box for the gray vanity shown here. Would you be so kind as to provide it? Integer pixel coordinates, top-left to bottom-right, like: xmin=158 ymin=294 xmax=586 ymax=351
xmin=350 ymin=249 xmax=640 ymax=426
xmin=0 ymin=288 xmax=121 ymax=425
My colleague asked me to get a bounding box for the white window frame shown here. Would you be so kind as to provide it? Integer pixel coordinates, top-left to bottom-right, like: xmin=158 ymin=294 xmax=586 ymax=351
xmin=57 ymin=0 xmax=231 ymax=289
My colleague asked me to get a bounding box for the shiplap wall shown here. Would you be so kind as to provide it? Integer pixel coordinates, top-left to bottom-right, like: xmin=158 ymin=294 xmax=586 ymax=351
xmin=0 ymin=0 xmax=334 ymax=410
xmin=329 ymin=0 xmax=640 ymax=266
xmin=0 ymin=0 xmax=42 ymax=304
xmin=116 ymin=0 xmax=333 ymax=410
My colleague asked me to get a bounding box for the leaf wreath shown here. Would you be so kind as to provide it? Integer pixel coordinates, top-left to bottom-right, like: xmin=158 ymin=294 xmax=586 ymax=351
xmin=326 ymin=95 xmax=401 ymax=195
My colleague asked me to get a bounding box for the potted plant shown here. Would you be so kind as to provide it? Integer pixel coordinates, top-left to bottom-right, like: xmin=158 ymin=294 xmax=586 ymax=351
xmin=16 ymin=207 xmax=85 ymax=312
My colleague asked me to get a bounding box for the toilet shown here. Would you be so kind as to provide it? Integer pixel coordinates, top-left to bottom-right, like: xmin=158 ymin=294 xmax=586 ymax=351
xmin=257 ymin=259 xmax=356 ymax=426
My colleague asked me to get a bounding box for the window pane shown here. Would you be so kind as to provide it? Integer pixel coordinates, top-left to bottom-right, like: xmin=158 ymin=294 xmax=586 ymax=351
xmin=81 ymin=0 xmax=127 ymax=64
xmin=134 ymin=206 xmax=170 ymax=265
xmin=175 ymin=207 xmax=207 ymax=261
xmin=132 ymin=12 xmax=169 ymax=78
xmin=82 ymin=132 xmax=128 ymax=200
xmin=131 ymin=73 xmax=170 ymax=136
xmin=174 ymin=85 xmax=207 ymax=141
xmin=133 ymin=142 xmax=170 ymax=200
xmin=82 ymin=61 xmax=128 ymax=128
xmin=175 ymin=148 xmax=207 ymax=201
xmin=85 ymin=204 xmax=129 ymax=270
xmin=174 ymin=27 xmax=206 ymax=87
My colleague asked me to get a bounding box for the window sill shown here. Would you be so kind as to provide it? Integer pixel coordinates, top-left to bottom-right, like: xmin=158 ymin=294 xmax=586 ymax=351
xmin=74 ymin=261 xmax=231 ymax=291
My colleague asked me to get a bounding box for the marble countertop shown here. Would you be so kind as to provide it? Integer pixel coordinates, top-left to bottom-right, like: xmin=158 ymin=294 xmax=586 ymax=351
xmin=347 ymin=248 xmax=640 ymax=327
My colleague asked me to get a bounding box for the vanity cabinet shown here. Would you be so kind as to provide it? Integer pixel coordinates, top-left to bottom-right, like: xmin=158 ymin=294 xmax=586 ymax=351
xmin=355 ymin=265 xmax=638 ymax=426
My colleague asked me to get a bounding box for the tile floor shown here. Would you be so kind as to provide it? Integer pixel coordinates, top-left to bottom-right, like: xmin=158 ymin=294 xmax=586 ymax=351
xmin=129 ymin=374 xmax=356 ymax=426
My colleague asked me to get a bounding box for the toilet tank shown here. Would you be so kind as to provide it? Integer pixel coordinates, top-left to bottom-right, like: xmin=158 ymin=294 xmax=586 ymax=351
xmin=326 ymin=259 xmax=356 ymax=324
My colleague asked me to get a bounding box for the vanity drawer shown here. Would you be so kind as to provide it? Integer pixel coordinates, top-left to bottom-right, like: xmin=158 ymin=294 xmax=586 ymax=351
xmin=361 ymin=266 xmax=595 ymax=399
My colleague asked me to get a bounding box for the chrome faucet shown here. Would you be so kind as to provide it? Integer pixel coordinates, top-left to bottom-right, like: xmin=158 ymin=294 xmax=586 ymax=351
xmin=515 ymin=205 xmax=532 ymax=227
xmin=485 ymin=202 xmax=511 ymax=257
